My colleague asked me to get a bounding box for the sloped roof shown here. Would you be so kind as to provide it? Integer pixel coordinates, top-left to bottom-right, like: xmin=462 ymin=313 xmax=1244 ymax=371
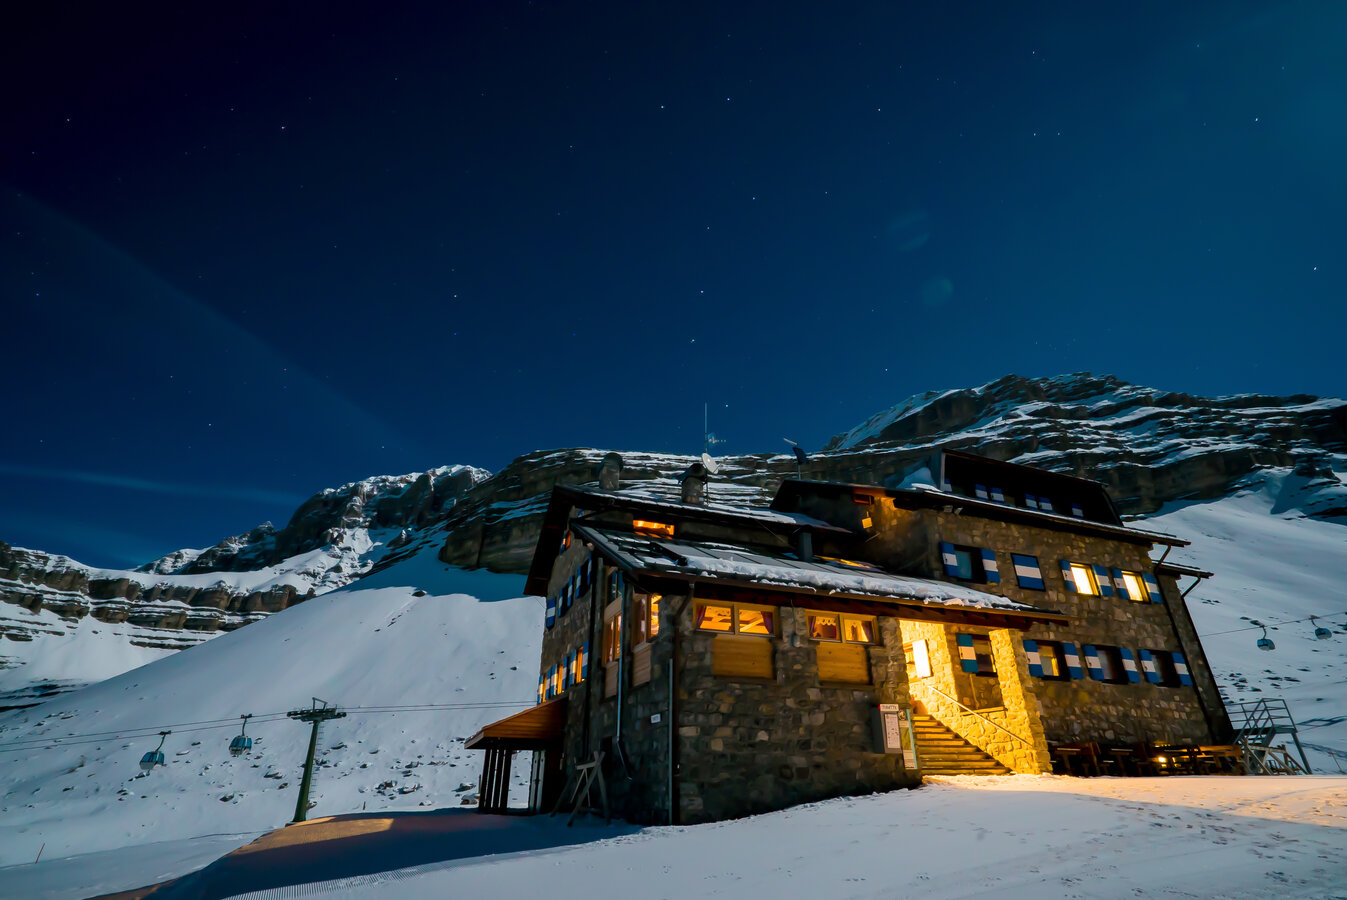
xmin=464 ymin=696 xmax=567 ymax=750
xmin=574 ymin=525 xmax=1066 ymax=623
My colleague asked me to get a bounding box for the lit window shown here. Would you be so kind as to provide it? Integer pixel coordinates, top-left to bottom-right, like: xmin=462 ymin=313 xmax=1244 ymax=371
xmin=633 ymin=519 xmax=675 ymax=539
xmin=1119 ymin=571 xmax=1147 ymax=603
xmin=807 ymin=613 xmax=875 ymax=643
xmin=631 ymin=592 xmax=662 ymax=645
xmin=1035 ymin=641 xmax=1069 ymax=680
xmin=1068 ymin=564 xmax=1098 ymax=595
xmin=603 ymin=612 xmax=623 ymax=664
xmin=958 ymin=633 xmax=996 ymax=676
xmin=910 ymin=639 xmax=932 ymax=678
xmin=696 ymin=602 xmax=775 ymax=636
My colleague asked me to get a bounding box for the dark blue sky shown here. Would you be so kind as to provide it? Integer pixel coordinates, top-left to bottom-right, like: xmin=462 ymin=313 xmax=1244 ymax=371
xmin=3 ymin=2 xmax=1344 ymax=567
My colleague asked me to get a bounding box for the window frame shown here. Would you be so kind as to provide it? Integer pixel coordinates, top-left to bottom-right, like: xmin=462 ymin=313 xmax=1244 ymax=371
xmin=694 ymin=601 xmax=777 ymax=637
xmin=959 ymin=633 xmax=997 ymax=677
xmin=1067 ymin=563 xmax=1099 ymax=595
xmin=1034 ymin=640 xmax=1070 ymax=681
xmin=1092 ymin=645 xmax=1129 ymax=685
xmin=1118 ymin=570 xmax=1148 ymax=603
xmin=630 ymin=592 xmax=662 ymax=646
xmin=806 ymin=612 xmax=877 ymax=645
xmin=948 ymin=543 xmax=988 ymax=583
xmin=1150 ymin=649 xmax=1184 ymax=687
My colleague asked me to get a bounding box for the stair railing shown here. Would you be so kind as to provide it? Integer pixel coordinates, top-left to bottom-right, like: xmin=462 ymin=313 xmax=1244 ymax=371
xmin=923 ymin=685 xmax=1032 ymax=747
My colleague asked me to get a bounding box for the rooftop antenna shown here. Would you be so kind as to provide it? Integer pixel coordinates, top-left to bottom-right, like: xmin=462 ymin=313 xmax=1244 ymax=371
xmin=783 ymin=439 xmax=807 ymax=479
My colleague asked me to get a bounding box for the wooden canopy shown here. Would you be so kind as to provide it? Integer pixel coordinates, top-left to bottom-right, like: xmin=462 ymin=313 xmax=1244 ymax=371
xmin=465 ymin=697 xmax=567 ymax=750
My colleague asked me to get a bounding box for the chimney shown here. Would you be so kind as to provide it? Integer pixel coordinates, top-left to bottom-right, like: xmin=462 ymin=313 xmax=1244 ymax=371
xmin=598 ymin=452 xmax=623 ymax=491
xmin=680 ymin=463 xmax=708 ymax=506
xmin=795 ymin=530 xmax=813 ymax=561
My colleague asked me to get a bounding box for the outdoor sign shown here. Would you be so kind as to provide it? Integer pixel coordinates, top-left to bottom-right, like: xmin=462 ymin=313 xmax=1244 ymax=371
xmin=872 ymin=703 xmax=913 ymax=766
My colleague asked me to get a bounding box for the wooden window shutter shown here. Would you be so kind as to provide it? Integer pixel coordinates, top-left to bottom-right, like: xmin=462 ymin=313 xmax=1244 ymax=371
xmin=1142 ymin=572 xmax=1163 ymax=603
xmin=581 ymin=641 xmax=590 ymax=679
xmin=980 ymin=548 xmax=1000 ymax=584
xmin=1110 ymin=568 xmax=1130 ymax=600
xmin=537 ymin=673 xmax=545 ymax=704
xmin=939 ymin=542 xmax=962 ymax=578
xmin=1082 ymin=644 xmax=1103 ymax=680
xmin=1058 ymin=559 xmax=1075 ymax=589
xmin=1138 ymin=649 xmax=1160 ymax=684
xmin=1012 ymin=554 xmax=1045 ymax=590
xmin=974 ymin=484 xmax=990 ymax=500
xmin=1119 ymin=647 xmax=1141 ymax=683
xmin=1039 ymin=497 xmax=1054 ymax=513
xmin=955 ymin=633 xmax=980 ymax=673
xmin=1023 ymin=639 xmax=1043 ymax=677
xmin=990 ymin=486 xmax=1005 ymax=503
xmin=1172 ymin=652 xmax=1193 ymax=685
xmin=1024 ymin=494 xmax=1039 ymax=509
xmin=545 ymin=594 xmax=556 ymax=628
xmin=1091 ymin=564 xmax=1114 ymax=597
xmin=1070 ymin=502 xmax=1084 ymax=517
xmin=1062 ymin=643 xmax=1084 ymax=679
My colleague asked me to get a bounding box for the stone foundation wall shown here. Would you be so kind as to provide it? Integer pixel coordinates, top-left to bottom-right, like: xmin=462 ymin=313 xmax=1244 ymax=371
xmin=675 ymin=603 xmax=918 ymax=825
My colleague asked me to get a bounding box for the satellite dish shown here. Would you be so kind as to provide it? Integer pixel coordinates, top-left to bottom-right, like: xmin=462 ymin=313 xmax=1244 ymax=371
xmin=700 ymin=452 xmax=720 ymax=475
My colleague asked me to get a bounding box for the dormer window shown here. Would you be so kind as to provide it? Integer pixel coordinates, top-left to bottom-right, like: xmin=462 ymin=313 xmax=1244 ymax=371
xmin=633 ymin=519 xmax=674 ymax=539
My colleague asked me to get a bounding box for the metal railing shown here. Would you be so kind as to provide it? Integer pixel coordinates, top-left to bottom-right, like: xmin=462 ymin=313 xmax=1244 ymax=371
xmin=922 ymin=685 xmax=1032 ymax=747
xmin=1229 ymin=698 xmax=1311 ymax=774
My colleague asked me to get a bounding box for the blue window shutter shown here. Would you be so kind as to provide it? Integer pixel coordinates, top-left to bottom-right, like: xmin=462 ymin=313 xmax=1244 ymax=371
xmin=1110 ymin=568 xmax=1130 ymax=600
xmin=1120 ymin=648 xmax=1141 ymax=683
xmin=537 ymin=673 xmax=545 ymax=704
xmin=1039 ymin=497 xmax=1054 ymax=513
xmin=582 ymin=641 xmax=590 ymax=678
xmin=545 ymin=594 xmax=556 ymax=628
xmin=1023 ymin=639 xmax=1043 ymax=677
xmin=1092 ymin=564 xmax=1114 ymax=598
xmin=1173 ymin=652 xmax=1193 ymax=686
xmin=1083 ymin=644 xmax=1103 ymax=680
xmin=956 ymin=633 xmax=979 ymax=673
xmin=990 ymin=486 xmax=1005 ymax=503
xmin=981 ymin=548 xmax=1000 ymax=583
xmin=1070 ymin=502 xmax=1084 ymax=517
xmin=975 ymin=484 xmax=989 ymax=500
xmin=1059 ymin=559 xmax=1075 ymax=591
xmin=562 ymin=652 xmax=570 ymax=691
xmin=1012 ymin=554 xmax=1045 ymax=590
xmin=1138 ymin=649 xmax=1159 ymax=684
xmin=941 ymin=476 xmax=952 ymax=493
xmin=1062 ymin=643 xmax=1084 ymax=679
xmin=1142 ymin=572 xmax=1163 ymax=603
xmin=940 ymin=542 xmax=961 ymax=578
xmin=1024 ymin=494 xmax=1038 ymax=509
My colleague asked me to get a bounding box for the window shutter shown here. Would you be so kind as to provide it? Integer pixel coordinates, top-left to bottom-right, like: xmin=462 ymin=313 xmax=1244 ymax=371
xmin=581 ymin=641 xmax=590 ymax=678
xmin=1023 ymin=639 xmax=1043 ymax=677
xmin=1070 ymin=502 xmax=1084 ymax=517
xmin=940 ymin=542 xmax=961 ymax=578
xmin=1039 ymin=497 xmax=1054 ymax=513
xmin=990 ymin=486 xmax=1005 ymax=503
xmin=1142 ymin=572 xmax=1163 ymax=603
xmin=1172 ymin=651 xmax=1193 ymax=686
xmin=545 ymin=594 xmax=557 ymax=628
xmin=941 ymin=476 xmax=952 ymax=493
xmin=956 ymin=633 xmax=980 ymax=673
xmin=1059 ymin=559 xmax=1075 ymax=590
xmin=1024 ymin=494 xmax=1038 ymax=510
xmin=981 ymin=548 xmax=1000 ymax=584
xmin=1119 ymin=647 xmax=1141 ymax=683
xmin=1138 ymin=649 xmax=1160 ymax=684
xmin=1092 ymin=564 xmax=1114 ymax=598
xmin=1013 ymin=554 xmax=1045 ymax=590
xmin=562 ymin=652 xmax=571 ymax=691
xmin=1110 ymin=568 xmax=1130 ymax=600
xmin=1062 ymin=643 xmax=1084 ymax=679
xmin=975 ymin=484 xmax=990 ymax=500
xmin=1083 ymin=644 xmax=1103 ymax=680
xmin=537 ymin=673 xmax=545 ymax=704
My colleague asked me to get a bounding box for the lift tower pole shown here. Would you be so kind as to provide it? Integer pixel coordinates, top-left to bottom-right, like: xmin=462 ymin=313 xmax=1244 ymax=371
xmin=286 ymin=698 xmax=346 ymax=824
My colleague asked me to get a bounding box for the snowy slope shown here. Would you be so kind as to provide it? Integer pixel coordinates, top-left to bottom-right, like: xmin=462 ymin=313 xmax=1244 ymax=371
xmin=0 ymin=545 xmax=538 ymax=868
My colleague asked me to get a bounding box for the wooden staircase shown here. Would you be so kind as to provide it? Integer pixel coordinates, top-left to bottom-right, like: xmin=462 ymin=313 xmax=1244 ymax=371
xmin=911 ymin=714 xmax=1011 ymax=775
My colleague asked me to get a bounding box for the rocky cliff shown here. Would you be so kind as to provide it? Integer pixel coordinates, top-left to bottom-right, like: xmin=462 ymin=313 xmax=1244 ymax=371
xmin=3 ymin=374 xmax=1343 ymax=705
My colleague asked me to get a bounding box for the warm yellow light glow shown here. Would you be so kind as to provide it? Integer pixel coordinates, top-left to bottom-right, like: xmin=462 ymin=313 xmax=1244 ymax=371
xmin=633 ymin=519 xmax=675 ymax=539
xmin=1070 ymin=564 xmax=1097 ymax=595
xmin=809 ymin=614 xmax=841 ymax=640
xmin=843 ymin=617 xmax=875 ymax=644
xmin=1121 ymin=572 xmax=1147 ymax=602
xmin=696 ymin=604 xmax=733 ymax=632
xmin=649 ymin=593 xmax=661 ymax=637
xmin=1156 ymin=756 xmax=1168 ymax=764
xmin=737 ymin=608 xmax=774 ymax=635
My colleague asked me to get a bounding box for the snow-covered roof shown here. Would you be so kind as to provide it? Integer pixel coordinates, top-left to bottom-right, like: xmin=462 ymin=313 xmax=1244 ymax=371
xmin=563 ymin=485 xmax=850 ymax=533
xmin=575 ymin=525 xmax=1064 ymax=621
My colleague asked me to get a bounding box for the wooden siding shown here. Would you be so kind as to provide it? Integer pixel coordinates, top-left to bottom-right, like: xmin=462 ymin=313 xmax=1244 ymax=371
xmin=711 ymin=635 xmax=773 ymax=679
xmin=816 ymin=641 xmax=871 ymax=684
xmin=605 ymin=661 xmax=619 ymax=698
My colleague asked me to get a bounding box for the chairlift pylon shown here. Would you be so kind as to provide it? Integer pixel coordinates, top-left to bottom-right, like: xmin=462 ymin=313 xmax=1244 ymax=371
xmin=139 ymin=730 xmax=170 ymax=772
xmin=229 ymin=714 xmax=254 ymax=757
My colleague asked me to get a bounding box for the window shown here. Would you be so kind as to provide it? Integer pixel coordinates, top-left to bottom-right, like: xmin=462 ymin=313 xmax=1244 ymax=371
xmin=1035 ymin=641 xmax=1069 ymax=680
xmin=1117 ymin=570 xmax=1148 ymax=603
xmin=1086 ymin=645 xmax=1129 ymax=684
xmin=695 ymin=602 xmax=776 ymax=636
xmin=633 ymin=519 xmax=674 ymax=539
xmin=1140 ymin=649 xmax=1188 ymax=687
xmin=910 ymin=639 xmax=932 ymax=678
xmin=603 ymin=611 xmax=623 ymax=664
xmin=631 ymin=592 xmax=661 ymax=645
xmin=699 ymin=602 xmax=775 ymax=679
xmin=957 ymin=633 xmax=996 ymax=676
xmin=1011 ymin=554 xmax=1045 ymax=590
xmin=1066 ymin=563 xmax=1098 ymax=595
xmin=940 ymin=542 xmax=998 ymax=584
xmin=807 ymin=613 xmax=876 ymax=643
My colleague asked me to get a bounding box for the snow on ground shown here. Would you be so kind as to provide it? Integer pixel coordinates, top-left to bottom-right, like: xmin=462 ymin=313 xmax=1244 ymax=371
xmin=1145 ymin=474 xmax=1347 ymax=771
xmin=0 ymin=545 xmax=538 ymax=869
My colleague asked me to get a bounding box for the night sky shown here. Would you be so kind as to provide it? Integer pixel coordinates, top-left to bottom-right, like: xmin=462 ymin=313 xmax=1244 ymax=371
xmin=3 ymin=2 xmax=1345 ymax=567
